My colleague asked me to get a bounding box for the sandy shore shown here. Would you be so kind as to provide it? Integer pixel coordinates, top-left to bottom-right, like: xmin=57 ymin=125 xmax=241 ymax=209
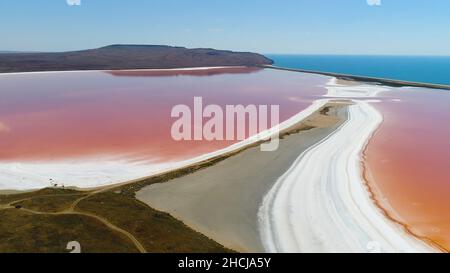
xmin=0 ymin=66 xmax=247 ymax=76
xmin=136 ymin=102 xmax=349 ymax=252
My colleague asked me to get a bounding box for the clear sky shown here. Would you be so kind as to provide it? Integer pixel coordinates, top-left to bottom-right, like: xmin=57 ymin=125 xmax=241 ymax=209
xmin=1 ymin=0 xmax=449 ymax=55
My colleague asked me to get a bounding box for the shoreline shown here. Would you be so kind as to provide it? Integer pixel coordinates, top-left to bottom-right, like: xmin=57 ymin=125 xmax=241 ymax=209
xmin=361 ymin=135 xmax=448 ymax=252
xmin=263 ymin=65 xmax=450 ymax=91
xmin=3 ymin=64 xmax=450 ymax=92
xmin=0 ymin=66 xmax=248 ymax=76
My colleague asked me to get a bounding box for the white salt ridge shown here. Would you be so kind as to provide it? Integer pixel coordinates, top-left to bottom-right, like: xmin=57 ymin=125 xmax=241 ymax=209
xmin=0 ymin=160 xmax=170 ymax=190
xmin=0 ymin=66 xmax=246 ymax=77
xmin=324 ymin=77 xmax=387 ymax=98
xmin=258 ymin=78 xmax=436 ymax=253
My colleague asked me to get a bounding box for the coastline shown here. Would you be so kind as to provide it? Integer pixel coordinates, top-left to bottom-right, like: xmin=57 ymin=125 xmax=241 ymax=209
xmin=2 ymin=63 xmax=449 ymax=91
xmin=263 ymin=65 xmax=450 ymax=91
xmin=0 ymin=66 xmax=248 ymax=76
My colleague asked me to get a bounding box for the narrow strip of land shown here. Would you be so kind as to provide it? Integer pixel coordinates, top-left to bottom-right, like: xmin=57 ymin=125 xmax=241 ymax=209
xmin=262 ymin=65 xmax=450 ymax=91
xmin=136 ymin=101 xmax=349 ymax=252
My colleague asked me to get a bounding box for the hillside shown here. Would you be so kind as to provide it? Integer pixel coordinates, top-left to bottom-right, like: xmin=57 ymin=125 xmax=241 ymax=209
xmin=0 ymin=45 xmax=273 ymax=73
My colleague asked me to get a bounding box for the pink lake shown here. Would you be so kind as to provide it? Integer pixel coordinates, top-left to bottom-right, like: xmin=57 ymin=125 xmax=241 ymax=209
xmin=0 ymin=67 xmax=329 ymax=189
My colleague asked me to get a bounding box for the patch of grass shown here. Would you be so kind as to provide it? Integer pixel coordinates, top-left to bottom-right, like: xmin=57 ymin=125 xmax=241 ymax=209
xmin=0 ymin=188 xmax=80 ymax=205
xmin=279 ymin=124 xmax=316 ymax=139
xmin=11 ymin=194 xmax=85 ymax=213
xmin=76 ymin=191 xmax=232 ymax=253
xmin=0 ymin=209 xmax=138 ymax=253
xmin=320 ymin=106 xmax=331 ymax=115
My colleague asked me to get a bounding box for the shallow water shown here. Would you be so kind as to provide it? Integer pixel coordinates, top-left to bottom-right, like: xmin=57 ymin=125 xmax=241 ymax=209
xmin=0 ymin=68 xmax=328 ymax=189
xmin=365 ymin=87 xmax=450 ymax=251
xmin=0 ymin=68 xmax=329 ymax=163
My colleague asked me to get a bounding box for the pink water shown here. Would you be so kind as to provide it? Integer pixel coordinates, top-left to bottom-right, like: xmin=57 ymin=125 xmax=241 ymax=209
xmin=0 ymin=68 xmax=328 ymax=163
xmin=365 ymin=87 xmax=450 ymax=251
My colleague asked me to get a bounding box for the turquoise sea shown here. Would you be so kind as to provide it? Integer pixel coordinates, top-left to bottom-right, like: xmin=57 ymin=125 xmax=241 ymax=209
xmin=267 ymin=55 xmax=450 ymax=86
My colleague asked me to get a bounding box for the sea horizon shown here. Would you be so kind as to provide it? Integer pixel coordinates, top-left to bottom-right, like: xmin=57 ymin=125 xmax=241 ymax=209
xmin=268 ymin=54 xmax=450 ymax=86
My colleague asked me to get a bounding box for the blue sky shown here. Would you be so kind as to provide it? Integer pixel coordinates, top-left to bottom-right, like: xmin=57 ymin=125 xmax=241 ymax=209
xmin=0 ymin=0 xmax=449 ymax=55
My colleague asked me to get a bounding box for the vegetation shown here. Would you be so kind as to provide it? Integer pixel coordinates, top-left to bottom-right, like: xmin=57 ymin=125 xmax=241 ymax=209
xmin=0 ymin=185 xmax=231 ymax=253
